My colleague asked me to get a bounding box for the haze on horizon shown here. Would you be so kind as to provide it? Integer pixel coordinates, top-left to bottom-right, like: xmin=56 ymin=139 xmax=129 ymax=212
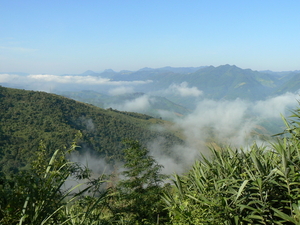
xmin=1 ymin=1 xmax=300 ymax=74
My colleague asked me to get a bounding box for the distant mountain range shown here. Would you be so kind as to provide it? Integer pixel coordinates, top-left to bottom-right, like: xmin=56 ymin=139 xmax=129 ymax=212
xmin=1 ymin=64 xmax=300 ymax=108
xmin=75 ymin=65 xmax=300 ymax=100
xmin=1 ymin=65 xmax=298 ymax=175
xmin=56 ymin=65 xmax=300 ymax=108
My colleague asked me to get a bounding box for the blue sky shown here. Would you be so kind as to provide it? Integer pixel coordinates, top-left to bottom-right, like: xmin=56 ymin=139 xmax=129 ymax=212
xmin=1 ymin=0 xmax=299 ymax=74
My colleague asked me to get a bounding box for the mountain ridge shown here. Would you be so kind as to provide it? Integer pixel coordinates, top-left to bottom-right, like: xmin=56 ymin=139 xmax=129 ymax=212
xmin=2 ymin=65 xmax=300 ymax=104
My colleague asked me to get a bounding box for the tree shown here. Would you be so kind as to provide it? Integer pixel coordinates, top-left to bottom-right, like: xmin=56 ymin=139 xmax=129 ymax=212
xmin=113 ymin=140 xmax=169 ymax=224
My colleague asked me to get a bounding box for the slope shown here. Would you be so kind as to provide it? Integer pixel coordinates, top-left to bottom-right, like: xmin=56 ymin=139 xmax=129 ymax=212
xmin=274 ymin=72 xmax=300 ymax=94
xmin=0 ymin=86 xmax=183 ymax=174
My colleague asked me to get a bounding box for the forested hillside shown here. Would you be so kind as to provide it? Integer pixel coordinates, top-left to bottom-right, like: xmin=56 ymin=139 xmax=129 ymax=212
xmin=2 ymin=89 xmax=300 ymax=224
xmin=0 ymin=86 xmax=183 ymax=175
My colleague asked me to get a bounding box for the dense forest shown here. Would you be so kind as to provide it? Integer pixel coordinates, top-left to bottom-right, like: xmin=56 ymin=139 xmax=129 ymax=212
xmin=0 ymin=86 xmax=183 ymax=175
xmin=2 ymin=86 xmax=300 ymax=224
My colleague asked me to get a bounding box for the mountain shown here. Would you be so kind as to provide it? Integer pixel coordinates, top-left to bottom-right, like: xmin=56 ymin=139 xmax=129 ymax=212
xmin=261 ymin=70 xmax=300 ymax=78
xmin=105 ymin=65 xmax=284 ymax=102
xmin=78 ymin=70 xmax=117 ymax=78
xmin=2 ymin=65 xmax=300 ymax=106
xmin=156 ymin=66 xmax=206 ymax=74
xmin=108 ymin=66 xmax=205 ymax=82
xmin=0 ymin=86 xmax=183 ymax=175
xmin=80 ymin=70 xmax=99 ymax=76
xmin=134 ymin=65 xmax=278 ymax=102
xmin=136 ymin=66 xmax=205 ymax=74
xmin=274 ymin=72 xmax=300 ymax=94
xmin=187 ymin=65 xmax=277 ymax=100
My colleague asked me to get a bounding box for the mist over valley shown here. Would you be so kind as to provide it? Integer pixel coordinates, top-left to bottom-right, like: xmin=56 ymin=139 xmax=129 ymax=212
xmin=2 ymin=1 xmax=300 ymax=223
xmin=1 ymin=64 xmax=300 ymax=175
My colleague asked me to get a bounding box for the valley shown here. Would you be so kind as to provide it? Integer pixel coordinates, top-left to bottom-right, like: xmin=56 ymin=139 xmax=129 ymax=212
xmin=1 ymin=64 xmax=300 ymax=224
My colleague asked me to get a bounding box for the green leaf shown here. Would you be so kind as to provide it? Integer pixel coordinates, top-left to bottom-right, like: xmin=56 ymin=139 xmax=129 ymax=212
xmin=235 ymin=180 xmax=249 ymax=202
xmin=272 ymin=207 xmax=297 ymax=223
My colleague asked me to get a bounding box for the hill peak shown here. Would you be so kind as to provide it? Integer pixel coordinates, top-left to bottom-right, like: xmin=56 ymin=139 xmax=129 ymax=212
xmin=103 ymin=69 xmax=116 ymax=73
xmin=81 ymin=70 xmax=96 ymax=75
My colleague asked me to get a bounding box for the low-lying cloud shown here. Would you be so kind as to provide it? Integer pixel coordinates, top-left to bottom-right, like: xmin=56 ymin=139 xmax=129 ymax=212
xmin=28 ymin=74 xmax=151 ymax=85
xmin=165 ymin=82 xmax=203 ymax=97
xmin=106 ymin=95 xmax=153 ymax=113
xmin=176 ymin=93 xmax=299 ymax=148
xmin=28 ymin=74 xmax=110 ymax=84
xmin=146 ymin=93 xmax=300 ymax=174
xmin=69 ymin=151 xmax=114 ymax=176
xmin=148 ymin=99 xmax=254 ymax=174
xmin=0 ymin=73 xmax=152 ymax=92
xmin=175 ymin=99 xmax=255 ymax=147
xmin=108 ymin=86 xmax=135 ymax=95
xmin=252 ymin=92 xmax=299 ymax=118
xmin=2 ymin=72 xmax=300 ymax=175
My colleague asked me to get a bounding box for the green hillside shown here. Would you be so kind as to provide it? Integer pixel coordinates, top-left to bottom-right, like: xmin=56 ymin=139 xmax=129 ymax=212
xmin=274 ymin=72 xmax=300 ymax=94
xmin=0 ymin=86 xmax=183 ymax=174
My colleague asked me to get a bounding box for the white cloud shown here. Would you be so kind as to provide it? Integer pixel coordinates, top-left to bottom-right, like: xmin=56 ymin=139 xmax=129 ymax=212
xmin=108 ymin=86 xmax=134 ymax=95
xmin=143 ymin=99 xmax=255 ymax=175
xmin=252 ymin=92 xmax=299 ymax=118
xmin=175 ymin=99 xmax=255 ymax=148
xmin=28 ymin=74 xmax=111 ymax=84
xmin=69 ymin=151 xmax=113 ymax=176
xmin=0 ymin=73 xmax=152 ymax=91
xmin=108 ymin=95 xmax=152 ymax=112
xmin=0 ymin=74 xmax=20 ymax=83
xmin=163 ymin=93 xmax=300 ymax=170
xmin=64 ymin=93 xmax=300 ymax=176
xmin=165 ymin=82 xmax=203 ymax=97
xmin=110 ymin=80 xmax=152 ymax=85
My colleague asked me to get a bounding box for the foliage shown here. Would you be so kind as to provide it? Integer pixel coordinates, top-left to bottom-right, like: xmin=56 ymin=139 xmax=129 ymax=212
xmin=5 ymin=85 xmax=300 ymax=224
xmin=0 ymin=136 xmax=172 ymax=224
xmin=109 ymin=140 xmax=169 ymax=224
xmin=0 ymin=86 xmax=183 ymax=175
xmin=0 ymin=136 xmax=107 ymax=225
xmin=164 ymin=111 xmax=300 ymax=224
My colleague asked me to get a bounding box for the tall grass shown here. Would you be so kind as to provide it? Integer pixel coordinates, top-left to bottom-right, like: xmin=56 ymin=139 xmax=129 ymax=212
xmin=4 ymin=110 xmax=300 ymax=224
xmin=164 ymin=112 xmax=300 ymax=224
xmin=0 ymin=138 xmax=109 ymax=225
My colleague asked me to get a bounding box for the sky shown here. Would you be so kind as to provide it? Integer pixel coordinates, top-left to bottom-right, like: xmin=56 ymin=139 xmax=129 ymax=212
xmin=1 ymin=0 xmax=300 ymax=74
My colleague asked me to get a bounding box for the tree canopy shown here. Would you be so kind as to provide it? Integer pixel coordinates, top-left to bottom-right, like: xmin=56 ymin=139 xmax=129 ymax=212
xmin=0 ymin=86 xmax=183 ymax=175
